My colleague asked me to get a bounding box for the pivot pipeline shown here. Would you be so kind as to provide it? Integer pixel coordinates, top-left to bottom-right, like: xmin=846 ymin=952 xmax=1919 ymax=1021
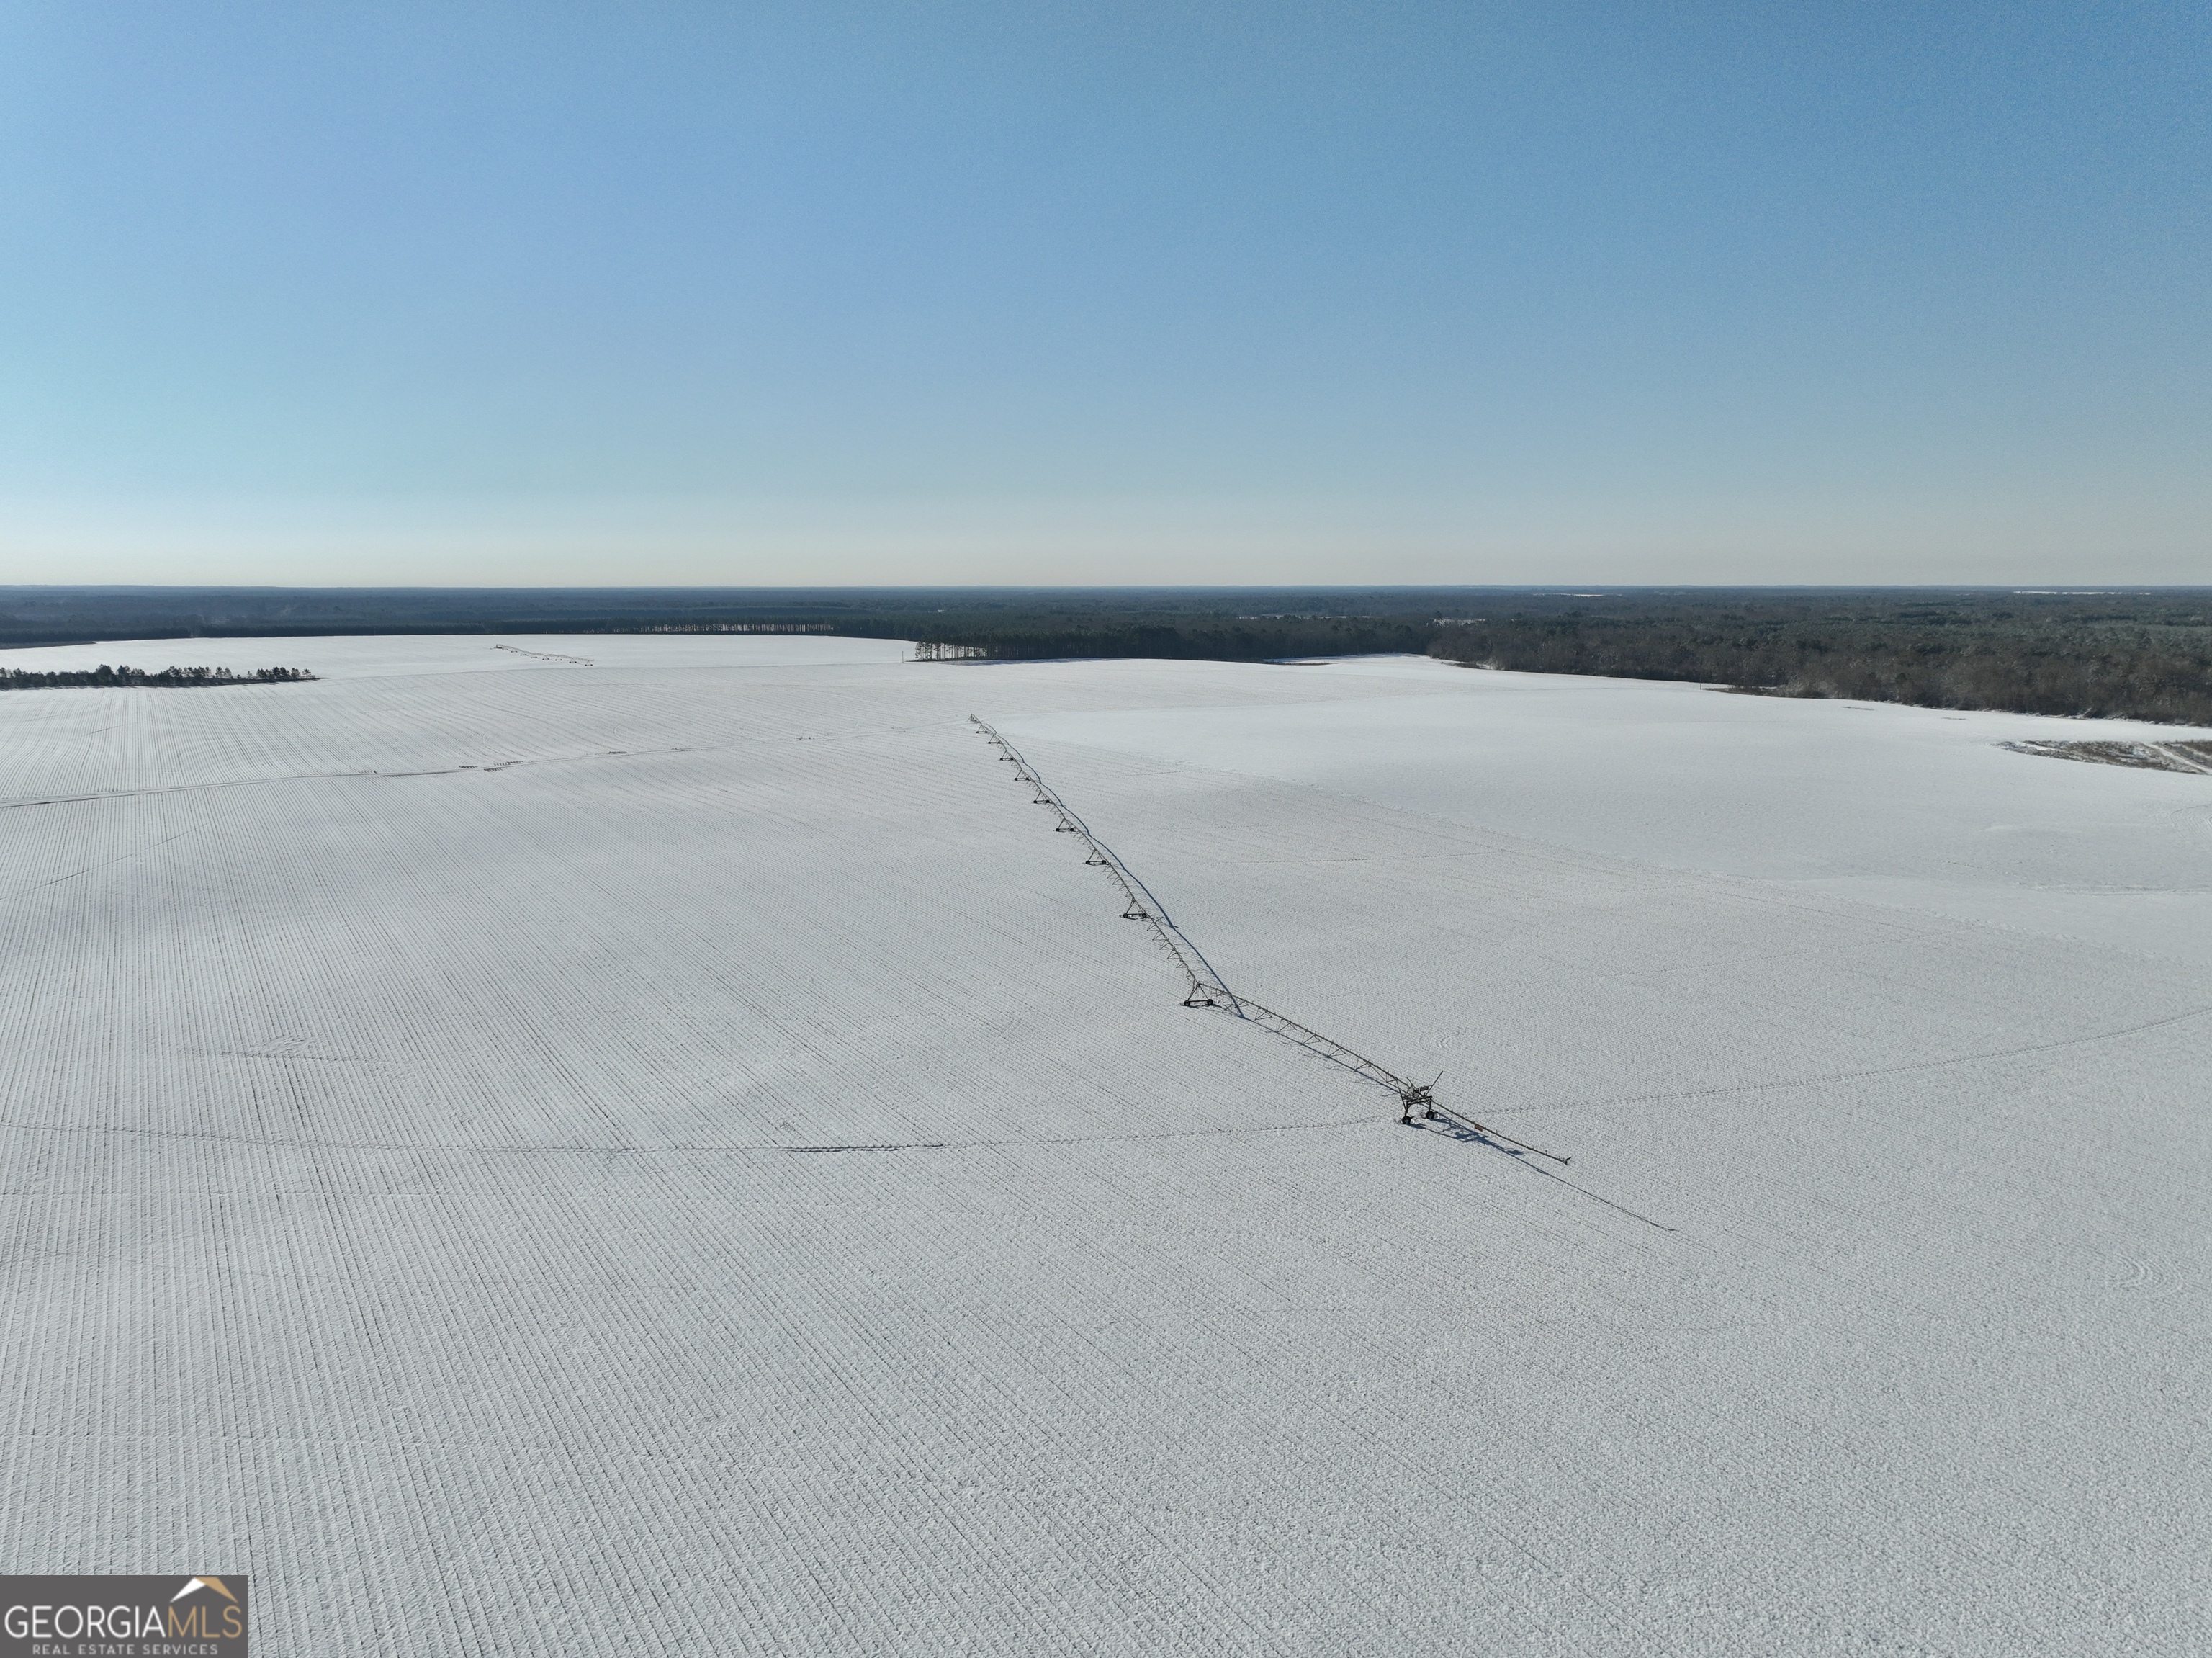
xmin=968 ymin=717 xmax=1569 ymax=1163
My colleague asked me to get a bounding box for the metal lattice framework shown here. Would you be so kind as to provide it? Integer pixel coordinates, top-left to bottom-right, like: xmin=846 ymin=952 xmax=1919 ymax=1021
xmin=969 ymin=716 xmax=1568 ymax=1161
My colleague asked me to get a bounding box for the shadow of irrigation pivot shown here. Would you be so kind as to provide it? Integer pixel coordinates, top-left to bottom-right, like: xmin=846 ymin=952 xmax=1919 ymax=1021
xmin=1403 ymin=1111 xmax=1675 ymax=1232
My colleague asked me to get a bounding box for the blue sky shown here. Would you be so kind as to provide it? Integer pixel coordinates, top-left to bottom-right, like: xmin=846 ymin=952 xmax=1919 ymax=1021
xmin=2 ymin=2 xmax=2204 ymax=584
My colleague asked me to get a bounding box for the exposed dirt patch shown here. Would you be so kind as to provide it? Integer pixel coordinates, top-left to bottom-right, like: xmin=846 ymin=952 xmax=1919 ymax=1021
xmin=2002 ymin=738 xmax=2212 ymax=774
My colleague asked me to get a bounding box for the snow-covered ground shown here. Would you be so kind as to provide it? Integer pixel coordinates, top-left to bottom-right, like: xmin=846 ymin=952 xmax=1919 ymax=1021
xmin=1007 ymin=656 xmax=2212 ymax=967
xmin=4 ymin=637 xmax=2206 ymax=1654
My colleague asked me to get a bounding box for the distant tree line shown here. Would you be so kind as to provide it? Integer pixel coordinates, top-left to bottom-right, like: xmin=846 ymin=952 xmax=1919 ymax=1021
xmin=896 ymin=591 xmax=2212 ymax=725
xmin=0 ymin=664 xmax=318 ymax=690
xmin=907 ymin=614 xmax=1442 ymax=663
xmin=7 ymin=584 xmax=2211 ymax=724
xmin=1422 ymin=596 xmax=2212 ymax=725
xmin=0 ymin=584 xmax=1462 ymax=648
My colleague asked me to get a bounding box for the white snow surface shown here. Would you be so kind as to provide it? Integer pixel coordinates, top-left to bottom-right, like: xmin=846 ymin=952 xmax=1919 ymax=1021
xmin=4 ymin=638 xmax=2206 ymax=1654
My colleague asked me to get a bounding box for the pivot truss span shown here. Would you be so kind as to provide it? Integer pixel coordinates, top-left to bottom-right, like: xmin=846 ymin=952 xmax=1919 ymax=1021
xmin=968 ymin=717 xmax=1568 ymax=1162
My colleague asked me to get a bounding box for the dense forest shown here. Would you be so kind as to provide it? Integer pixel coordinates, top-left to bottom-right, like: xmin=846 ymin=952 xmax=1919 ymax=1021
xmin=1420 ymin=593 xmax=2212 ymax=726
xmin=0 ymin=584 xmax=1445 ymax=649
xmin=6 ymin=586 xmax=2209 ymax=724
xmin=0 ymin=663 xmax=317 ymax=690
xmin=896 ymin=590 xmax=2212 ymax=725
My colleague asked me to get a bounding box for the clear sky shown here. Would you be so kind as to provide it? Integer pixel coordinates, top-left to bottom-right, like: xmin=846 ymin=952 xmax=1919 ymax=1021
xmin=2 ymin=2 xmax=2205 ymax=586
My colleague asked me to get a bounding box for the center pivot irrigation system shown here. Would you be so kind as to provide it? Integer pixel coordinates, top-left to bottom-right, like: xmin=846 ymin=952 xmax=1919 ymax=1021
xmin=969 ymin=717 xmax=1568 ymax=1162
xmin=492 ymin=643 xmax=595 ymax=665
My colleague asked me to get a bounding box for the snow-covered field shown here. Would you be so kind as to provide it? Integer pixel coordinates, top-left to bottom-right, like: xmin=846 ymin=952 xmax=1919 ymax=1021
xmin=4 ymin=637 xmax=2206 ymax=1654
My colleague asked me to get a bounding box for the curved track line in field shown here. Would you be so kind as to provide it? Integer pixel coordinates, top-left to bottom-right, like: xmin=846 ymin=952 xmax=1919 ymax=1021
xmin=0 ymin=766 xmax=480 ymax=810
xmin=968 ymin=717 xmax=1573 ymax=1165
xmin=0 ymin=747 xmax=698 ymax=811
xmin=1504 ymin=1000 xmax=2212 ymax=1121
xmin=19 ymin=829 xmax=197 ymax=891
xmin=0 ymin=1111 xmax=1379 ymax=1158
